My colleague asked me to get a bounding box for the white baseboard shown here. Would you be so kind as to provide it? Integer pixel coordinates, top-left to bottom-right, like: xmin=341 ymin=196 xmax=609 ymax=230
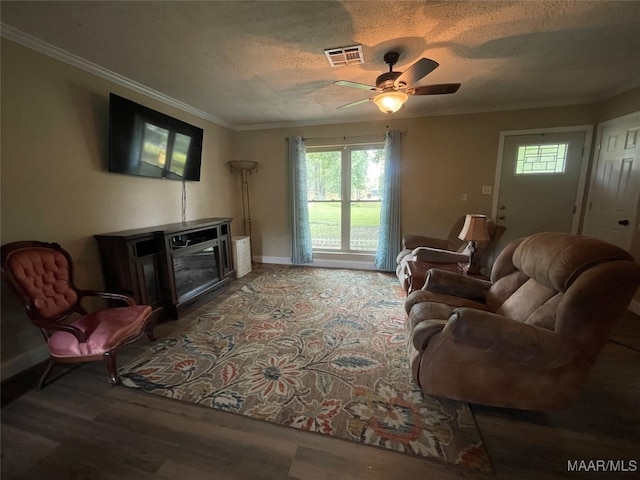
xmin=255 ymin=255 xmax=291 ymax=265
xmin=255 ymin=256 xmax=377 ymax=271
xmin=1 ymin=344 xmax=49 ymax=382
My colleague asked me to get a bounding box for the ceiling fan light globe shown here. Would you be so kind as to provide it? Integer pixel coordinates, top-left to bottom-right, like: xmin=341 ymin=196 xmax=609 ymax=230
xmin=373 ymin=91 xmax=408 ymax=113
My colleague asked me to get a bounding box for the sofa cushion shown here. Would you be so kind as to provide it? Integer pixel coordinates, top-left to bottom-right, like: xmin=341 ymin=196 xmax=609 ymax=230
xmin=513 ymin=232 xmax=633 ymax=292
xmin=496 ymin=278 xmax=559 ymax=326
xmin=403 ymin=231 xmax=640 ymax=410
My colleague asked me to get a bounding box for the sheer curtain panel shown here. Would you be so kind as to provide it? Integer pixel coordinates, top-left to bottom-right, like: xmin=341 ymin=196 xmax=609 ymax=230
xmin=375 ymin=130 xmax=402 ymax=271
xmin=288 ymin=136 xmax=313 ymax=264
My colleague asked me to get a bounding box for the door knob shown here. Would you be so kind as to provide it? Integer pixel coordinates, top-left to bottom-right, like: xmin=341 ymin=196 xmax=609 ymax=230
xmin=618 ymin=219 xmax=630 ymax=226
xmin=498 ymin=215 xmax=506 ymax=220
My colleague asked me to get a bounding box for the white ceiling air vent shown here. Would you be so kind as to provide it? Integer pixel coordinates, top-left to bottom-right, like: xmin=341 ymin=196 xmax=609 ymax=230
xmin=324 ymin=45 xmax=364 ymax=67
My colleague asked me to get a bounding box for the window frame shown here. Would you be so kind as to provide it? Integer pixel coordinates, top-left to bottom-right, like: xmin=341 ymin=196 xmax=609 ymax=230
xmin=306 ymin=143 xmax=384 ymax=254
xmin=515 ymin=142 xmax=569 ymax=175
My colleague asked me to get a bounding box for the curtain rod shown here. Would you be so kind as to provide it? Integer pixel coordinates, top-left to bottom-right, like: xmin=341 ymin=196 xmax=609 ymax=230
xmin=286 ymin=130 xmax=406 ymax=142
xmin=300 ymin=133 xmax=385 ymax=142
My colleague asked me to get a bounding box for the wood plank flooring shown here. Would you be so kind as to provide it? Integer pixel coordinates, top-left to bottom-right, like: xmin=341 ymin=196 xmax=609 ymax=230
xmin=2 ymin=264 xmax=639 ymax=479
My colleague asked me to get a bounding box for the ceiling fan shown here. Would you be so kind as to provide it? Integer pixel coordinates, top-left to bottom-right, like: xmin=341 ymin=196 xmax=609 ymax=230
xmin=334 ymin=51 xmax=461 ymax=113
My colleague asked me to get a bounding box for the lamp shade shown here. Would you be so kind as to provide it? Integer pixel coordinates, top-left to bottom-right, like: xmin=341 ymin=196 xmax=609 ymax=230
xmin=458 ymin=214 xmax=490 ymax=242
xmin=373 ymin=91 xmax=408 ymax=113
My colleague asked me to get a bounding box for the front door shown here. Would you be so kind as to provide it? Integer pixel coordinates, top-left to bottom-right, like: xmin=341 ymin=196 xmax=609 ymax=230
xmin=582 ymin=112 xmax=640 ymax=251
xmin=493 ymin=128 xmax=591 ymax=250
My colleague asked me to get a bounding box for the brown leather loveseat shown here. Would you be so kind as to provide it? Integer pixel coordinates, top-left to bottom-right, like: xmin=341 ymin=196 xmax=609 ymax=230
xmin=396 ymin=216 xmax=504 ymax=294
xmin=404 ymin=232 xmax=640 ymax=410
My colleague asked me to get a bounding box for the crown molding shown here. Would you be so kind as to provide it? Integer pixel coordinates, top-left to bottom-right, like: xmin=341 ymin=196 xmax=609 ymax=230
xmin=3 ymin=23 xmax=638 ymax=133
xmin=1 ymin=23 xmax=234 ymax=129
xmin=233 ymin=98 xmax=596 ymax=132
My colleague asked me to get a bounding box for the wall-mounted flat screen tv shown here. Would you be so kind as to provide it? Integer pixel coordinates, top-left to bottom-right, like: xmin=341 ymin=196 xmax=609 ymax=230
xmin=108 ymin=93 xmax=203 ymax=181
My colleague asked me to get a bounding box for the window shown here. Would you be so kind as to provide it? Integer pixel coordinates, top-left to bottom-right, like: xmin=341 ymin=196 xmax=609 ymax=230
xmin=515 ymin=143 xmax=568 ymax=174
xmin=141 ymin=123 xmax=169 ymax=169
xmin=140 ymin=122 xmax=192 ymax=177
xmin=306 ymin=145 xmax=384 ymax=253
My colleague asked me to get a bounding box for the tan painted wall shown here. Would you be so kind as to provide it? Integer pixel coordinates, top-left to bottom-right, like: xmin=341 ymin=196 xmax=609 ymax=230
xmin=0 ymin=40 xmax=239 ymax=376
xmin=234 ymin=88 xmax=640 ymax=263
xmin=594 ymin=87 xmax=640 ymax=123
xmin=233 ymin=105 xmax=601 ymax=260
xmin=2 ymin=35 xmax=639 ymax=379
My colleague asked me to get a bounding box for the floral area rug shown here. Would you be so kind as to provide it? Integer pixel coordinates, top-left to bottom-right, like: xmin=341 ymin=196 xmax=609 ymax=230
xmin=120 ymin=266 xmax=492 ymax=472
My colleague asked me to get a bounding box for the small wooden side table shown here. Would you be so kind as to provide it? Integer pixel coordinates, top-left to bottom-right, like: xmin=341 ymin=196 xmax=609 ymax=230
xmin=458 ymin=262 xmax=490 ymax=280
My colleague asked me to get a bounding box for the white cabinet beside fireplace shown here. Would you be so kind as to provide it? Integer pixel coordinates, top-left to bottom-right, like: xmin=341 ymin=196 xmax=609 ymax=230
xmin=232 ymin=236 xmax=252 ymax=278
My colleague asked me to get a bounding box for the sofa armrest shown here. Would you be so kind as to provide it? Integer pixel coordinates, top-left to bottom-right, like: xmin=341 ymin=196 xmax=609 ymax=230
xmin=444 ymin=308 xmax=579 ymax=368
xmin=396 ymin=248 xmax=412 ymax=265
xmin=79 ymin=289 xmax=137 ymax=306
xmin=412 ymin=319 xmax=447 ymax=351
xmin=403 ymin=234 xmax=448 ymax=250
xmin=424 ymin=269 xmax=491 ymax=303
xmin=412 ymin=247 xmax=469 ymax=264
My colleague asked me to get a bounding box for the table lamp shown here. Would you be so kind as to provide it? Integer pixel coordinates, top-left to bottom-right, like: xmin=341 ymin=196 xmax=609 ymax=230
xmin=458 ymin=214 xmax=490 ymax=275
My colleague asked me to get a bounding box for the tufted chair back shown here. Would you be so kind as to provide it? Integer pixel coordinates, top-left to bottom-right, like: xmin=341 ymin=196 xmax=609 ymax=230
xmin=485 ymin=232 xmax=639 ymax=362
xmin=3 ymin=244 xmax=80 ymax=322
xmin=2 ymin=240 xmax=153 ymax=388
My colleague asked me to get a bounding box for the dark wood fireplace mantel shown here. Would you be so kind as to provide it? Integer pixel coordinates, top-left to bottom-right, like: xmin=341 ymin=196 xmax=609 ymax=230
xmin=95 ymin=218 xmax=234 ymax=320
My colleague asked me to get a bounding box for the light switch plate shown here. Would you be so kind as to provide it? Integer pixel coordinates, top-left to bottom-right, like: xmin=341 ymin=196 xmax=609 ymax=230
xmin=482 ymin=185 xmax=493 ymax=195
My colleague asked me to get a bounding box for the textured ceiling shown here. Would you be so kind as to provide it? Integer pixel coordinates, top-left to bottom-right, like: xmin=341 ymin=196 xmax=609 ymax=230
xmin=2 ymin=1 xmax=640 ymax=129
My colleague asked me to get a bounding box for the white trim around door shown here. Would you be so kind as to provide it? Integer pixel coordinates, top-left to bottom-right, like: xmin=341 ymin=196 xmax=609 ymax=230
xmin=492 ymin=125 xmax=594 ymax=234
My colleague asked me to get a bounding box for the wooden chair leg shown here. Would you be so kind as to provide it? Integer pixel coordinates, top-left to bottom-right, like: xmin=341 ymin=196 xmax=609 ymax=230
xmin=103 ymin=351 xmax=120 ymax=385
xmin=38 ymin=358 xmax=56 ymax=390
xmin=145 ymin=321 xmax=157 ymax=342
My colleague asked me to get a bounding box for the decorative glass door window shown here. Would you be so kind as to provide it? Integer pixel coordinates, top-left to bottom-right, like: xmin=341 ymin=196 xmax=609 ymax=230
xmin=515 ymin=143 xmax=568 ymax=174
xmin=306 ymin=146 xmax=384 ymax=252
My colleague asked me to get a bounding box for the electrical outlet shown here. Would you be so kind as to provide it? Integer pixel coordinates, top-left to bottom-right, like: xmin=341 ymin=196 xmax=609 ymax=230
xmin=460 ymin=193 xmax=468 ymax=201
xmin=482 ymin=185 xmax=493 ymax=195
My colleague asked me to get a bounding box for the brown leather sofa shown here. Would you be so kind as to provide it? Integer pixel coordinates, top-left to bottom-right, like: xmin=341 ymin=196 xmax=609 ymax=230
xmin=404 ymin=232 xmax=640 ymax=411
xmin=396 ymin=216 xmax=504 ymax=293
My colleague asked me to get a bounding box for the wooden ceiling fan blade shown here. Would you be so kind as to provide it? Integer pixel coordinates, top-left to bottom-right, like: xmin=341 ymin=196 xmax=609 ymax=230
xmin=394 ymin=58 xmax=439 ymax=87
xmin=334 ymin=80 xmax=377 ymax=91
xmin=337 ymin=98 xmax=372 ymax=109
xmin=408 ymin=83 xmax=461 ymax=95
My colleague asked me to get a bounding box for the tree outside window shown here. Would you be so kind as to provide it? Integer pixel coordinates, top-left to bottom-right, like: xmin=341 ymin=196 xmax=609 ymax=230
xmin=306 ymin=146 xmax=384 ymax=252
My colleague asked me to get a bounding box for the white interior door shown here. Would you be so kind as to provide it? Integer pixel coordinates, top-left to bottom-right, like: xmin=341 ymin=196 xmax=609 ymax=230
xmin=583 ymin=112 xmax=640 ymax=251
xmin=493 ymin=128 xmax=591 ymax=251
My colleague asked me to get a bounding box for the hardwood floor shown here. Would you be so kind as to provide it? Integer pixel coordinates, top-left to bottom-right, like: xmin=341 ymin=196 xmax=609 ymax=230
xmin=2 ymin=264 xmax=639 ymax=479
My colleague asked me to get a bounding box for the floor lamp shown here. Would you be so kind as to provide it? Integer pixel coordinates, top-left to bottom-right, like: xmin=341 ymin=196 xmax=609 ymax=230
xmin=227 ymin=160 xmax=259 ymax=245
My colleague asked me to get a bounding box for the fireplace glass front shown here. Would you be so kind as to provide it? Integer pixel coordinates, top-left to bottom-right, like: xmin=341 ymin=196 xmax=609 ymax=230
xmin=172 ymin=244 xmax=220 ymax=302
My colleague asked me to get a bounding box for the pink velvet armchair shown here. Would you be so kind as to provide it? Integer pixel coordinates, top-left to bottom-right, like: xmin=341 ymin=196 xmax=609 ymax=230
xmin=1 ymin=241 xmax=153 ymax=388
